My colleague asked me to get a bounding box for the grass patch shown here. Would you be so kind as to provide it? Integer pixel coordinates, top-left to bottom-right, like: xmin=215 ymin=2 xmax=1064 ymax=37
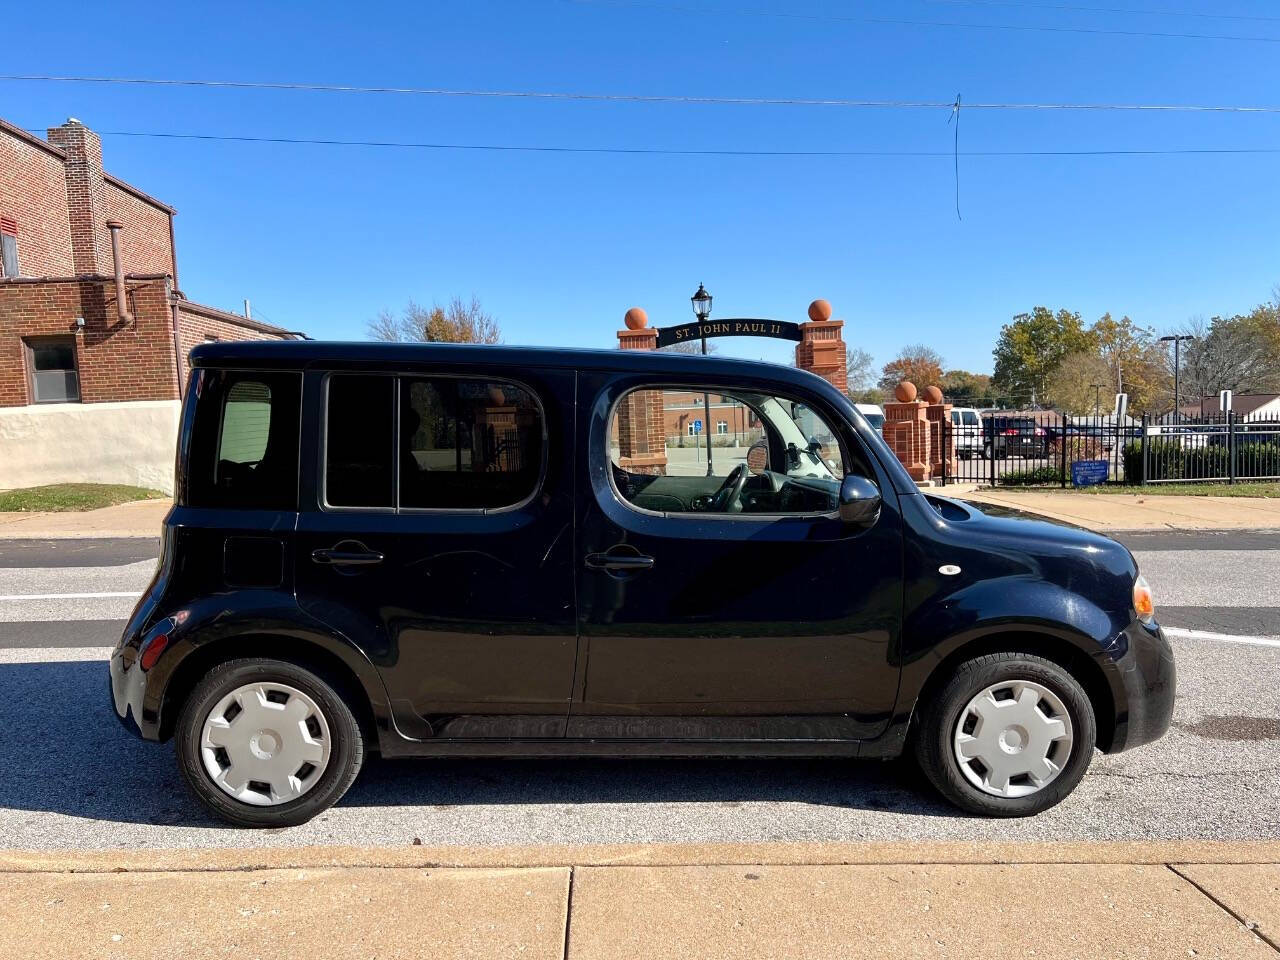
xmin=0 ymin=483 xmax=167 ymax=512
xmin=990 ymin=481 xmax=1280 ymax=498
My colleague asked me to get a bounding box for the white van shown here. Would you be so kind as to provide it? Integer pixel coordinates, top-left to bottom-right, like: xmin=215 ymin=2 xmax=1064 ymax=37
xmin=854 ymin=403 xmax=885 ymax=432
xmin=950 ymin=407 xmax=983 ymax=458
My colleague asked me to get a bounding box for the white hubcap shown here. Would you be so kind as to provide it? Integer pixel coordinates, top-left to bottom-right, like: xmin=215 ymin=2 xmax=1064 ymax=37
xmin=200 ymin=682 xmax=331 ymax=806
xmin=952 ymin=680 xmax=1074 ymax=798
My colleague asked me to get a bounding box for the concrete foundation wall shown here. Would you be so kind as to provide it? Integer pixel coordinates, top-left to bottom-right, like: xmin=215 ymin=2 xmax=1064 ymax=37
xmin=0 ymin=399 xmax=180 ymax=494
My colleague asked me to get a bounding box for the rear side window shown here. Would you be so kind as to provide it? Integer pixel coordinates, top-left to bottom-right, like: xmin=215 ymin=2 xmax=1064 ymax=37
xmin=322 ymin=374 xmax=544 ymax=512
xmin=188 ymin=370 xmax=301 ymax=509
xmin=325 ymin=375 xmax=395 ymax=508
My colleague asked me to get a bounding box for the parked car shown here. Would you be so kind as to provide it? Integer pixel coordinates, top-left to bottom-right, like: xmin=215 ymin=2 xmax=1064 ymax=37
xmin=949 ymin=407 xmax=982 ymax=459
xmin=111 ymin=342 xmax=1175 ymax=826
xmin=854 ymin=402 xmax=884 ymax=432
xmin=981 ymin=415 xmax=1049 ymax=459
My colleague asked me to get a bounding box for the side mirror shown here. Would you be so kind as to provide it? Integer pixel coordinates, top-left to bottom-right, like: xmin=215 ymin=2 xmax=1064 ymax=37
xmin=839 ymin=475 xmax=881 ymax=527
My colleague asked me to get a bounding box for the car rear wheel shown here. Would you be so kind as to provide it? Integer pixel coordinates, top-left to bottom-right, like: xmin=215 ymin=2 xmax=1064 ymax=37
xmin=913 ymin=652 xmax=1096 ymax=816
xmin=175 ymin=658 xmax=364 ymax=827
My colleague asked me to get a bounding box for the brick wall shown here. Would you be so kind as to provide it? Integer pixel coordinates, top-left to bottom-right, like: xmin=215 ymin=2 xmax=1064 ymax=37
xmin=46 ymin=122 xmax=108 ymax=275
xmin=0 ymin=275 xmax=179 ymax=407
xmin=0 ymin=121 xmax=74 ymax=277
xmin=102 ymin=180 xmax=174 ymax=277
xmin=176 ymin=301 xmax=296 ymax=383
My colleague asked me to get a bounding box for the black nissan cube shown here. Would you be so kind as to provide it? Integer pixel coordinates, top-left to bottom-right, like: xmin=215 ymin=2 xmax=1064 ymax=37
xmin=110 ymin=342 xmax=1175 ymax=827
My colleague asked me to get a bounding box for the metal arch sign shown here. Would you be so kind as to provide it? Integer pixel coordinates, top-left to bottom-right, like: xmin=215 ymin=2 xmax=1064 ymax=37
xmin=654 ymin=318 xmax=803 ymax=348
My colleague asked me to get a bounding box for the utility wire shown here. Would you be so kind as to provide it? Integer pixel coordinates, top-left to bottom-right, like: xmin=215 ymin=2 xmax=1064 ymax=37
xmin=923 ymin=0 xmax=1280 ymax=24
xmin=5 ymin=75 xmax=1280 ymax=113
xmin=31 ymin=128 xmax=1280 ymax=158
xmin=565 ymin=0 xmax=1280 ymax=43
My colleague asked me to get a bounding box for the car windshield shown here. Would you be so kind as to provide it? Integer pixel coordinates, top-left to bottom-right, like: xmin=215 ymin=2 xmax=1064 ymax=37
xmin=748 ymin=394 xmax=839 ymax=480
xmin=865 ymin=413 xmax=885 ymax=430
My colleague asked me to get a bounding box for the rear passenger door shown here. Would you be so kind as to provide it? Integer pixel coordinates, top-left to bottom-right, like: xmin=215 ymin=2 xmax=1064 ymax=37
xmin=294 ymin=365 xmax=578 ymax=741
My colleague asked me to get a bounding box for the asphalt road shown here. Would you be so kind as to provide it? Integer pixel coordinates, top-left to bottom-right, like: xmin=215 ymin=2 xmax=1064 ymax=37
xmin=0 ymin=531 xmax=1276 ymax=850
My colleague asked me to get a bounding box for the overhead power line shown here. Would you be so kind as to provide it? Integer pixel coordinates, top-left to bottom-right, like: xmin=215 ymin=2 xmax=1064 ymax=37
xmin=922 ymin=0 xmax=1280 ymax=24
xmin=565 ymin=0 xmax=1280 ymax=43
xmin=35 ymin=128 xmax=1280 ymax=158
xmin=5 ymin=75 xmax=1280 ymax=113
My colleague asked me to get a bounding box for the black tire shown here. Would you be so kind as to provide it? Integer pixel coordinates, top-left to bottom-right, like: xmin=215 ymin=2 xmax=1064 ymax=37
xmin=175 ymin=658 xmax=365 ymax=827
xmin=913 ymin=652 xmax=1096 ymax=817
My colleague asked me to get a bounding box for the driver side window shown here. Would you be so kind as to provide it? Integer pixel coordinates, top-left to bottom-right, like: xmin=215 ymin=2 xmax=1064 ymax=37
xmin=608 ymin=386 xmax=850 ymax=516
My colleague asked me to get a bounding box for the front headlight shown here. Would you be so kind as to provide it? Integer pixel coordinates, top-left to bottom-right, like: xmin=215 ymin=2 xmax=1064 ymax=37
xmin=1133 ymin=574 xmax=1155 ymax=624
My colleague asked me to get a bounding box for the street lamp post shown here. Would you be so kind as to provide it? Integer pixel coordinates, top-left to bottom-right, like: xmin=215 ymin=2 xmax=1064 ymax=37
xmin=1090 ymin=383 xmax=1104 ymax=419
xmin=1159 ymin=334 xmax=1196 ymax=423
xmin=691 ymin=283 xmax=714 ymax=476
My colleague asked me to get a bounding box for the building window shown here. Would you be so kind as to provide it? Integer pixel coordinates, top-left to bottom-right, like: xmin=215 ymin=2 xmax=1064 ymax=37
xmin=0 ymin=216 xmax=18 ymax=278
xmin=25 ymin=338 xmax=80 ymax=404
xmin=716 ymin=420 xmax=728 ymax=435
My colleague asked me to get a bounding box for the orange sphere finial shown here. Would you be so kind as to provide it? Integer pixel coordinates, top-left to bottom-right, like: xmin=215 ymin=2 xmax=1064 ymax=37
xmin=624 ymin=307 xmax=648 ymax=330
xmin=922 ymin=384 xmax=943 ymax=405
xmin=807 ymin=299 xmax=832 ymax=322
xmin=895 ymin=381 xmax=918 ymax=403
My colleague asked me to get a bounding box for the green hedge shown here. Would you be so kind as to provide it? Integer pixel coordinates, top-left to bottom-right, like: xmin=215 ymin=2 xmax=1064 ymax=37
xmin=1000 ymin=465 xmax=1063 ymax=486
xmin=1123 ymin=440 xmax=1280 ymax=482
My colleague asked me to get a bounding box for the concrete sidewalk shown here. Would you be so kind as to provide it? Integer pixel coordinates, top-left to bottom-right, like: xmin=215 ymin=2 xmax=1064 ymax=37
xmin=953 ymin=488 xmax=1280 ymax=531
xmin=0 ymin=497 xmax=168 ymax=539
xmin=3 ymin=842 xmax=1277 ymax=959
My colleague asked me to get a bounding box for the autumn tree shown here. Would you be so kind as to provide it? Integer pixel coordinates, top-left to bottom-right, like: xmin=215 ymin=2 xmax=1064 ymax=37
xmin=1044 ymin=351 xmax=1116 ymax=415
xmin=368 ymin=296 xmax=501 ymax=344
xmin=940 ymin=369 xmax=993 ymax=406
xmin=878 ymin=344 xmax=944 ymax=393
xmin=992 ymin=307 xmax=1094 ymax=407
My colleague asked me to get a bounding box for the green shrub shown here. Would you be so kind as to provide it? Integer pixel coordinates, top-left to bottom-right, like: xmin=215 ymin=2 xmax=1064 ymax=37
xmin=1001 ymin=465 xmax=1062 ymax=486
xmin=1123 ymin=438 xmax=1280 ymax=483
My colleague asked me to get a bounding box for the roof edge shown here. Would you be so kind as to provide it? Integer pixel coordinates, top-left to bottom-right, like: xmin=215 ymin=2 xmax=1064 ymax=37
xmin=102 ymin=173 xmax=176 ymax=215
xmin=0 ymin=117 xmax=66 ymax=160
xmin=177 ymin=297 xmax=300 ymax=338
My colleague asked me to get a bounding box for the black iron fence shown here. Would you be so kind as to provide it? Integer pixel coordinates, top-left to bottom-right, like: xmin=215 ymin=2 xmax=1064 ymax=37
xmin=936 ymin=411 xmax=1280 ymax=488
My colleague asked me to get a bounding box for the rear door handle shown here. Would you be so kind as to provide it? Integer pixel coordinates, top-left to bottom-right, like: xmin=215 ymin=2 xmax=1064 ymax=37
xmin=585 ymin=551 xmax=655 ymax=573
xmin=311 ymin=547 xmax=384 ymax=566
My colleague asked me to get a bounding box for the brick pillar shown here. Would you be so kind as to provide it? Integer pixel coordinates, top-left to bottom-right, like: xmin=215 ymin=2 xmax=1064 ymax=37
xmin=616 ymin=308 xmax=667 ymax=475
xmin=922 ymin=384 xmax=954 ymax=481
xmin=794 ymin=299 xmax=847 ymax=392
xmin=884 ymin=381 xmax=931 ymax=482
xmin=47 ymin=119 xmax=109 ymax=275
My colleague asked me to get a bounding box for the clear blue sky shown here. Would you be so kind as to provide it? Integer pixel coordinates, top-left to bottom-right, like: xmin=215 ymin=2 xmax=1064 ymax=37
xmin=6 ymin=0 xmax=1279 ymax=374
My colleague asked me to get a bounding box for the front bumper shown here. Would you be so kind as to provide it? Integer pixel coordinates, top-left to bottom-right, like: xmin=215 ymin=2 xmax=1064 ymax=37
xmin=1105 ymin=621 xmax=1176 ymax=753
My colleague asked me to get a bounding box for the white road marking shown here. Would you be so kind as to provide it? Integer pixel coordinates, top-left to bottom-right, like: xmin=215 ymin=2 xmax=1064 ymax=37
xmin=0 ymin=591 xmax=141 ymax=601
xmin=1164 ymin=626 xmax=1280 ymax=648
xmin=0 ymin=646 xmax=112 ymax=663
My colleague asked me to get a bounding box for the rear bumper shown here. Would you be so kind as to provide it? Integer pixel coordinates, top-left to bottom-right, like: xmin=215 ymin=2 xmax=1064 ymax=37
xmin=1105 ymin=622 xmax=1176 ymax=753
xmin=109 ymin=646 xmax=157 ymax=741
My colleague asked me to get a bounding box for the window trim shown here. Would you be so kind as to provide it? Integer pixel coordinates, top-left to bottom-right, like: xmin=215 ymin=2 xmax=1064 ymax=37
xmin=23 ymin=335 xmax=81 ymax=405
xmin=319 ymin=370 xmax=549 ymax=516
xmin=605 ymin=382 xmax=860 ymax=523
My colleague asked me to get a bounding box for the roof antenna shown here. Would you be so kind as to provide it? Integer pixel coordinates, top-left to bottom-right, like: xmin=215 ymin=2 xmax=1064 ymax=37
xmin=947 ymin=93 xmax=962 ymax=221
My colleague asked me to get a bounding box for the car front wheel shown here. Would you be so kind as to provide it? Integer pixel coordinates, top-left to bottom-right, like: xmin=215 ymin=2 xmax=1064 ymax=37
xmin=913 ymin=652 xmax=1096 ymax=816
xmin=175 ymin=658 xmax=364 ymax=827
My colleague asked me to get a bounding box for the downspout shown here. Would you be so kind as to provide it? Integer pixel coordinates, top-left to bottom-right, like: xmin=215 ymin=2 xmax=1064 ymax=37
xmin=105 ymin=220 xmax=131 ymax=323
xmin=169 ymin=284 xmax=185 ymax=400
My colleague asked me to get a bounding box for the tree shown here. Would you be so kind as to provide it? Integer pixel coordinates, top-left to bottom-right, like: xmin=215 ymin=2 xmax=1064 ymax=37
xmin=1088 ymin=313 xmax=1164 ymax=413
xmin=1167 ymin=309 xmax=1279 ymax=407
xmin=878 ymin=344 xmax=944 ymax=393
xmin=940 ymin=369 xmax=993 ymax=406
xmin=367 ymin=296 xmax=501 ymax=344
xmin=1044 ymin=351 xmax=1115 ymax=415
xmin=845 ymin=348 xmax=875 ymax=397
xmin=660 ymin=339 xmax=716 ymax=355
xmin=992 ymin=307 xmax=1094 ymax=407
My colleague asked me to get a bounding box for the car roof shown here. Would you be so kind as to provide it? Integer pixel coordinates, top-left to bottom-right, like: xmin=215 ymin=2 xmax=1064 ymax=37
xmin=190 ymin=340 xmax=835 ymax=391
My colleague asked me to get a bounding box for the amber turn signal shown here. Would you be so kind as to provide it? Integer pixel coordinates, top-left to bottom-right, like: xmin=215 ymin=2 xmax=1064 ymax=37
xmin=1133 ymin=575 xmax=1155 ymax=624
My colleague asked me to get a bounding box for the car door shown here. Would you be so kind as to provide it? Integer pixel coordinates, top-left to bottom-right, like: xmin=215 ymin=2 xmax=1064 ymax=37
xmin=294 ymin=365 xmax=578 ymax=741
xmin=571 ymin=372 xmax=904 ymax=742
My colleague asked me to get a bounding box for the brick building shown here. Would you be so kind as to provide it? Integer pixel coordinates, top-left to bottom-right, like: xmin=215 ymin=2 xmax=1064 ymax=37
xmin=0 ymin=116 xmax=300 ymax=492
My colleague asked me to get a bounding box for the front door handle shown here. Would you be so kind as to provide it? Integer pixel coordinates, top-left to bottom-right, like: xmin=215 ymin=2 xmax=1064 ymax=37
xmin=311 ymin=546 xmax=384 ymax=566
xmin=585 ymin=549 xmax=655 ymax=573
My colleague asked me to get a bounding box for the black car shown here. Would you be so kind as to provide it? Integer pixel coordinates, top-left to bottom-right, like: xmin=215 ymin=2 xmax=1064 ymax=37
xmin=110 ymin=342 xmax=1174 ymax=826
xmin=982 ymin=416 xmax=1049 ymax=459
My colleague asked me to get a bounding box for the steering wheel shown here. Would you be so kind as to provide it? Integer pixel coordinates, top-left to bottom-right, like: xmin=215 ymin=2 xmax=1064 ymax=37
xmin=709 ymin=463 xmax=749 ymax=513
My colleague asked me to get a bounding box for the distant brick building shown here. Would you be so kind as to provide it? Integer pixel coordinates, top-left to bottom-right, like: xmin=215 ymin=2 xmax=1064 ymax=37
xmin=0 ymin=117 xmax=300 ymax=492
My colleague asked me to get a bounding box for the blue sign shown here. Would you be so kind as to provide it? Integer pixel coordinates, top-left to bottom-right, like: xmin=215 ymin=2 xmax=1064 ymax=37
xmin=1071 ymin=460 xmax=1109 ymax=487
xmin=692 ymin=419 xmax=702 ymax=434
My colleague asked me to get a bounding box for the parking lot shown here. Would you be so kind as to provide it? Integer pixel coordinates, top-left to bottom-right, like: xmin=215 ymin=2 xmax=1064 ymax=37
xmin=1 ymin=531 xmax=1276 ymax=850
